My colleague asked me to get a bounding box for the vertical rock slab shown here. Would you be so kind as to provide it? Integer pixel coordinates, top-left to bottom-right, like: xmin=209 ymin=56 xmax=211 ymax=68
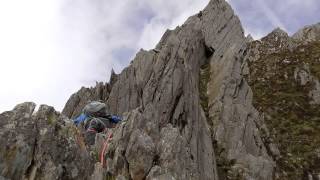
xmin=0 ymin=103 xmax=37 ymax=180
xmin=202 ymin=0 xmax=275 ymax=179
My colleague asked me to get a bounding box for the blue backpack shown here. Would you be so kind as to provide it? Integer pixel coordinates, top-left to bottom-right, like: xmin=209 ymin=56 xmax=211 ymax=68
xmin=73 ymin=113 xmax=122 ymax=125
xmin=73 ymin=101 xmax=122 ymax=125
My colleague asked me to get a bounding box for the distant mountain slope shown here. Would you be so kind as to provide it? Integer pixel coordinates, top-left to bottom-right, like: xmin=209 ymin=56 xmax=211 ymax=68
xmin=245 ymin=24 xmax=320 ymax=179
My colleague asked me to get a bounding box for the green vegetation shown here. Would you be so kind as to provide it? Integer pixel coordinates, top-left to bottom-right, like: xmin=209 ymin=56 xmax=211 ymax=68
xmin=47 ymin=113 xmax=57 ymax=125
xmin=92 ymin=149 xmax=100 ymax=162
xmin=105 ymin=174 xmax=116 ymax=180
xmin=246 ymin=41 xmax=320 ymax=179
xmin=199 ymin=61 xmax=211 ymax=122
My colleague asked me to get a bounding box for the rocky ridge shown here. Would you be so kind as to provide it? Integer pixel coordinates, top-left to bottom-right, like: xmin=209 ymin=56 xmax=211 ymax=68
xmin=245 ymin=24 xmax=320 ymax=179
xmin=1 ymin=0 xmax=320 ymax=180
xmin=0 ymin=103 xmax=94 ymax=180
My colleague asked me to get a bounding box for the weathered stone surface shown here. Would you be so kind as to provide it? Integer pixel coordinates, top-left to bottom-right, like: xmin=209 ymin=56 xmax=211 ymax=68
xmin=200 ymin=2 xmax=276 ymax=180
xmin=2 ymin=0 xmax=320 ymax=179
xmin=293 ymin=22 xmax=320 ymax=42
xmin=207 ymin=24 xmax=275 ymax=180
xmin=63 ymin=0 xmax=276 ymax=179
xmin=62 ymin=81 xmax=112 ymax=118
xmin=293 ymin=64 xmax=320 ymax=104
xmin=125 ymin=129 xmax=155 ymax=180
xmin=0 ymin=103 xmax=95 ymax=180
xmin=90 ymin=163 xmax=106 ymax=180
xmin=0 ymin=102 xmax=37 ymax=180
xmin=309 ymin=79 xmax=320 ymax=104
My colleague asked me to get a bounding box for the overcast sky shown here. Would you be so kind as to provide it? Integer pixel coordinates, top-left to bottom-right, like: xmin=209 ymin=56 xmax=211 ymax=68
xmin=0 ymin=0 xmax=319 ymax=113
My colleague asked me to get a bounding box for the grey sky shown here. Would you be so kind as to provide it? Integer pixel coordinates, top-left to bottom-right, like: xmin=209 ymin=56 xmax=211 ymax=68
xmin=228 ymin=0 xmax=320 ymax=38
xmin=0 ymin=0 xmax=319 ymax=112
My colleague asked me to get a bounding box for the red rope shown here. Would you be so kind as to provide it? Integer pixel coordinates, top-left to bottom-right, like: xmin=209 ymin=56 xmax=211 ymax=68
xmin=87 ymin=128 xmax=97 ymax=133
xmin=100 ymin=132 xmax=113 ymax=167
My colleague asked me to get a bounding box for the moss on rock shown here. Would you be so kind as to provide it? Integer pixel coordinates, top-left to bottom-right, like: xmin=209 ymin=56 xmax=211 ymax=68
xmin=246 ymin=40 xmax=320 ymax=179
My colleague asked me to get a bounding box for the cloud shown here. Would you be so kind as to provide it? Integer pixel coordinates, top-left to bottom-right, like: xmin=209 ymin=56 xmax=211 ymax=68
xmin=0 ymin=0 xmax=209 ymax=112
xmin=228 ymin=0 xmax=320 ymax=39
xmin=0 ymin=0 xmax=319 ymax=112
xmin=0 ymin=0 xmax=60 ymax=112
xmin=256 ymin=0 xmax=286 ymax=31
xmin=57 ymin=0 xmax=210 ymax=75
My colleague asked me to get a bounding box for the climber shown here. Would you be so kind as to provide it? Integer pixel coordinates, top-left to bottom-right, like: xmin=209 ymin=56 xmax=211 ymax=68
xmin=73 ymin=101 xmax=122 ymax=145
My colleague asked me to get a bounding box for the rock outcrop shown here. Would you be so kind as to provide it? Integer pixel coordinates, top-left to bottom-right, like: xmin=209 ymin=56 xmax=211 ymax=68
xmin=1 ymin=0 xmax=320 ymax=180
xmin=292 ymin=23 xmax=320 ymax=42
xmin=0 ymin=103 xmax=94 ymax=180
xmin=63 ymin=0 xmax=277 ymax=179
xmin=245 ymin=23 xmax=320 ymax=179
xmin=62 ymin=82 xmax=113 ymax=118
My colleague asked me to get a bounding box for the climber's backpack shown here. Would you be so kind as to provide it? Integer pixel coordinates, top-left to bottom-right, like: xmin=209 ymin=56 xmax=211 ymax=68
xmin=83 ymin=101 xmax=107 ymax=117
xmin=74 ymin=101 xmax=122 ymax=127
xmin=73 ymin=101 xmax=107 ymax=126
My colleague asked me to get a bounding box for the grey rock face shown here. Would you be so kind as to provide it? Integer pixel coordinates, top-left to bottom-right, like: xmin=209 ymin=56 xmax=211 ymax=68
xmin=294 ymin=64 xmax=320 ymax=104
xmin=0 ymin=102 xmax=94 ymax=180
xmin=62 ymin=0 xmax=276 ymax=179
xmin=309 ymin=79 xmax=320 ymax=104
xmin=8 ymin=0 xmax=320 ymax=180
xmin=292 ymin=22 xmax=320 ymax=42
xmin=90 ymin=163 xmax=107 ymax=180
xmin=62 ymin=82 xmax=112 ymax=118
xmin=294 ymin=64 xmax=312 ymax=86
xmin=57 ymin=0 xmax=281 ymax=179
xmin=0 ymin=102 xmax=37 ymax=180
xmin=203 ymin=4 xmax=276 ymax=180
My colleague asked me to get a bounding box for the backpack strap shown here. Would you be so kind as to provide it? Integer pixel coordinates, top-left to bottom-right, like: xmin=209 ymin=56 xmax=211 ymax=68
xmin=94 ymin=117 xmax=108 ymax=129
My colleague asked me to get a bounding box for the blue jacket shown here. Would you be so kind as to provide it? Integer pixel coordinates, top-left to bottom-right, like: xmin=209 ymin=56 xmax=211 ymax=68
xmin=73 ymin=113 xmax=88 ymax=125
xmin=73 ymin=113 xmax=122 ymax=125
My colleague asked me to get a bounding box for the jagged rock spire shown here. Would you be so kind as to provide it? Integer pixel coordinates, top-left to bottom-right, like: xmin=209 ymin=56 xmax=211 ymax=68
xmin=2 ymin=0 xmax=319 ymax=180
